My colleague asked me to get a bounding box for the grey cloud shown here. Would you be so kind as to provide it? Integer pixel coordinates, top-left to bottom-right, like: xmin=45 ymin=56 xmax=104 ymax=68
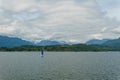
xmin=0 ymin=0 xmax=119 ymax=43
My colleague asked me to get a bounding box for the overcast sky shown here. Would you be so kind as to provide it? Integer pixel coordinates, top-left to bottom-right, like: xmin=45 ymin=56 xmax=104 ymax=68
xmin=0 ymin=0 xmax=120 ymax=43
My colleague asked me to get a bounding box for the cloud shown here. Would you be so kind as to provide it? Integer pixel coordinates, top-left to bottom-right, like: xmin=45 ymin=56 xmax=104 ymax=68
xmin=0 ymin=0 xmax=119 ymax=43
xmin=97 ymin=0 xmax=120 ymax=20
xmin=91 ymin=34 xmax=103 ymax=39
xmin=112 ymin=27 xmax=120 ymax=34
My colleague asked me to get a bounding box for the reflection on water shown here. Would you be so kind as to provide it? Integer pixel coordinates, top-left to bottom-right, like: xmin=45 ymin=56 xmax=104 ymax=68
xmin=0 ymin=52 xmax=120 ymax=80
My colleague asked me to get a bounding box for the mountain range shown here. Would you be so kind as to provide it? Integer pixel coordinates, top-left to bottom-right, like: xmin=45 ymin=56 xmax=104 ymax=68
xmin=0 ymin=35 xmax=67 ymax=47
xmin=0 ymin=36 xmax=33 ymax=47
xmin=86 ymin=38 xmax=120 ymax=46
xmin=35 ymin=40 xmax=67 ymax=46
xmin=0 ymin=35 xmax=120 ymax=48
xmin=103 ymin=38 xmax=120 ymax=47
xmin=86 ymin=39 xmax=111 ymax=45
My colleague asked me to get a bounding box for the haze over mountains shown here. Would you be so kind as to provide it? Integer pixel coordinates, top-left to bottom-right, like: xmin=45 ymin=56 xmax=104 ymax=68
xmin=0 ymin=35 xmax=120 ymax=48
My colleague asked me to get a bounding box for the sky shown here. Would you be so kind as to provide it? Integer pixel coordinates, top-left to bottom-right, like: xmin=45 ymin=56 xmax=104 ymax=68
xmin=0 ymin=0 xmax=120 ymax=43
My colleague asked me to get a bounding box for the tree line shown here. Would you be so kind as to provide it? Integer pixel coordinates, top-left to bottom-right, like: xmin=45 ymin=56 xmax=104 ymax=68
xmin=0 ymin=44 xmax=119 ymax=51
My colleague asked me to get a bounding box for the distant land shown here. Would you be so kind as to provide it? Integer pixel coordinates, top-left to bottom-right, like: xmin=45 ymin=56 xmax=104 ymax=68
xmin=0 ymin=35 xmax=120 ymax=51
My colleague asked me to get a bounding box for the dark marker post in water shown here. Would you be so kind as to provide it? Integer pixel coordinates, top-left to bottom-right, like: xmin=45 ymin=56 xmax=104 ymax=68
xmin=41 ymin=50 xmax=44 ymax=57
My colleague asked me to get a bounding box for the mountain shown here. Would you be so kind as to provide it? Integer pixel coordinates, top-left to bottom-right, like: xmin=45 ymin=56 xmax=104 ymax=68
xmin=0 ymin=36 xmax=33 ymax=47
xmin=103 ymin=38 xmax=120 ymax=47
xmin=1 ymin=35 xmax=119 ymax=48
xmin=86 ymin=39 xmax=110 ymax=45
xmin=36 ymin=40 xmax=65 ymax=46
xmin=0 ymin=35 xmax=120 ymax=51
xmin=0 ymin=35 xmax=68 ymax=47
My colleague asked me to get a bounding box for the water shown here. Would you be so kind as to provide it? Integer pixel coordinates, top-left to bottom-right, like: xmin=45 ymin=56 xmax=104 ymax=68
xmin=0 ymin=52 xmax=120 ymax=80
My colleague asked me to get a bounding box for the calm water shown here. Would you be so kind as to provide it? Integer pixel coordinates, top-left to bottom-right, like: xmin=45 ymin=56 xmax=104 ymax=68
xmin=0 ymin=52 xmax=120 ymax=80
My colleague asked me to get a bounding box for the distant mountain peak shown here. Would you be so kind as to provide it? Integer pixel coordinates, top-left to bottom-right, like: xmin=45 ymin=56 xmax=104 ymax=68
xmin=0 ymin=35 xmax=33 ymax=47
xmin=86 ymin=39 xmax=111 ymax=45
xmin=103 ymin=38 xmax=120 ymax=47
